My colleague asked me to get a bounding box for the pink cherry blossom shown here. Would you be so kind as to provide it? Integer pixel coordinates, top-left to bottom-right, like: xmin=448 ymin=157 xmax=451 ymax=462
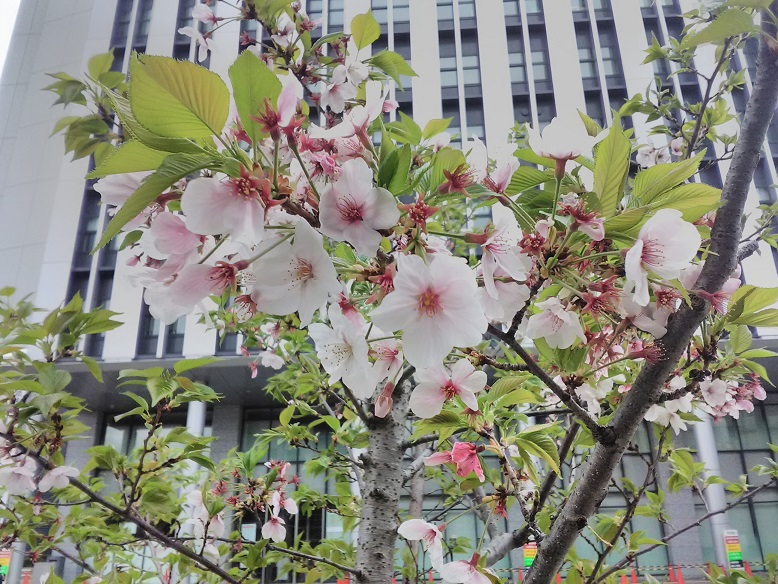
xmin=439 ymin=555 xmax=494 ymax=584
xmin=398 ymin=519 xmax=444 ymax=569
xmin=525 ymin=298 xmax=586 ymax=349
xmin=144 ymin=261 xmax=245 ymax=325
xmin=181 ymin=169 xmax=271 ymax=243
xmin=142 ymin=212 xmax=201 ymax=258
xmin=270 ymin=491 xmax=298 ymax=515
xmin=261 ymin=515 xmax=286 ymax=543
xmin=38 ymin=465 xmax=79 ymax=492
xmin=177 ymin=26 xmax=214 ymax=62
xmin=618 ymin=294 xmax=670 ymax=338
xmin=528 ymin=112 xmax=602 ymax=177
xmin=636 ymin=141 xmax=671 ymax=168
xmin=369 ymin=333 xmax=403 ymax=383
xmin=450 ymin=442 xmax=484 ymax=482
xmin=308 ymin=307 xmax=377 ymax=399
xmin=624 ymin=209 xmax=701 ymax=306
xmin=476 ymin=271 xmax=530 ymax=324
xmin=319 ymin=158 xmax=400 ymax=256
xmin=644 ymin=404 xmax=687 ymax=434
xmin=370 ymin=254 xmax=488 ymax=368
xmin=423 ymin=451 xmax=453 ymax=467
xmin=374 ymin=382 xmax=395 ymax=418
xmin=409 ymin=358 xmax=486 ymax=419
xmin=700 ymin=377 xmax=730 ymax=407
xmin=251 ymin=221 xmax=341 ymax=326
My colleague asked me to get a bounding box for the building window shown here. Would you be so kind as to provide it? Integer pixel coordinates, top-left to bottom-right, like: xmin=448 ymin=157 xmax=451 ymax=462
xmin=165 ymin=316 xmax=186 ymax=356
xmin=461 ymin=34 xmax=481 ymax=87
xmin=592 ymin=0 xmax=610 ymax=9
xmin=537 ymin=97 xmax=556 ymax=128
xmin=111 ymin=0 xmax=134 ymax=48
xmin=440 ymin=57 xmax=458 ymax=88
xmin=526 ymin=0 xmax=543 ymax=14
xmin=372 ymin=0 xmax=388 ymax=25
xmin=509 ymin=49 xmax=526 ymax=84
xmin=173 ymin=0 xmax=197 ymax=60
xmin=329 ymin=0 xmax=344 ymax=28
xmin=571 ymin=0 xmax=587 ymax=11
xmin=577 ymin=28 xmax=598 ymax=80
xmin=437 ymin=0 xmax=454 ymax=22
xmin=585 ymin=92 xmax=605 ymax=127
xmin=394 ymin=0 xmax=410 ymax=22
xmin=530 ymin=31 xmax=551 ymax=83
xmin=132 ymin=0 xmax=154 ymax=49
xmin=306 ymin=0 xmax=323 ymax=21
xmin=599 ymin=27 xmax=622 ymax=77
xmin=503 ymin=0 xmax=519 ymax=17
xmin=513 ymin=96 xmax=532 ymax=124
xmin=442 ymin=101 xmax=461 ymax=141
xmin=136 ymin=303 xmax=160 ymax=357
xmin=459 ymin=0 xmax=476 ymax=19
xmin=466 ymin=103 xmax=485 ymax=141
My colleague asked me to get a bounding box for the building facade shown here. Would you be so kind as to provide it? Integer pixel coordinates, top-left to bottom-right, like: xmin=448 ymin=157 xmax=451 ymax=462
xmin=0 ymin=0 xmax=777 ymax=581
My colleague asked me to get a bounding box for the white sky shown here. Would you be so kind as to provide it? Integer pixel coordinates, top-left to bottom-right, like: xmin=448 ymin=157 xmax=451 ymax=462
xmin=0 ymin=0 xmax=22 ymax=82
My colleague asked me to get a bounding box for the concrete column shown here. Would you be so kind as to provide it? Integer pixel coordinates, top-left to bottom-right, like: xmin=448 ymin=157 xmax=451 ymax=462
xmin=187 ymin=401 xmax=208 ymax=437
xmin=5 ymin=542 xmax=26 ymax=584
xmin=542 ymin=0 xmax=585 ymax=114
xmin=656 ymin=461 xmax=705 ymax=575
xmin=475 ymin=0 xmax=514 ymax=148
xmin=409 ymin=0 xmax=443 ymax=127
xmin=209 ymin=404 xmax=242 ymax=463
xmin=693 ymin=414 xmax=731 ymax=566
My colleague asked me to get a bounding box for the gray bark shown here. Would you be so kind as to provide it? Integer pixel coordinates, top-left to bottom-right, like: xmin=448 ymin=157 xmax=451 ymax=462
xmin=355 ymin=380 xmax=410 ymax=584
xmin=514 ymin=8 xmax=778 ymax=582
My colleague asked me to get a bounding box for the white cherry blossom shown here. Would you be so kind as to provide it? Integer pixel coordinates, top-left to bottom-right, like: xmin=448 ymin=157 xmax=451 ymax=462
xmin=624 ymin=209 xmax=701 ymax=306
xmin=38 ymin=466 xmax=79 ymax=492
xmin=320 ymin=65 xmax=357 ymax=114
xmin=398 ymin=519 xmax=444 ymax=570
xmin=371 ymin=254 xmax=488 ymax=368
xmin=261 ymin=515 xmax=286 ymax=543
xmin=525 ymin=298 xmax=586 ymax=349
xmin=251 ymin=221 xmax=340 ymax=326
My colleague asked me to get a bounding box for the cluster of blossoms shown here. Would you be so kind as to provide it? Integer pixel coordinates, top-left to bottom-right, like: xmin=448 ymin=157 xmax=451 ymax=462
xmin=72 ymin=0 xmax=773 ymax=577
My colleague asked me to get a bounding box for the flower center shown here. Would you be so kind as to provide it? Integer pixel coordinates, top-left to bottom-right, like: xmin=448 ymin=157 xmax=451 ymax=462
xmin=442 ymin=380 xmax=460 ymax=400
xmin=417 ymin=288 xmax=442 ymax=317
xmin=295 ymin=259 xmax=315 ymax=282
xmin=232 ymin=177 xmax=259 ymax=201
xmin=641 ymin=239 xmax=665 ymax=267
xmin=336 ymin=194 xmax=364 ymax=223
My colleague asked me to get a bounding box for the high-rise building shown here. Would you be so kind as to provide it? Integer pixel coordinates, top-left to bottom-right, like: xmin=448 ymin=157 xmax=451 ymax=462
xmin=0 ymin=0 xmax=777 ymax=581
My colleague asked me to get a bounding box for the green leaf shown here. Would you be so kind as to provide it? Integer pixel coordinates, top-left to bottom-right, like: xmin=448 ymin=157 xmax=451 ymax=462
xmin=88 ymin=51 xmax=115 ymax=79
xmin=727 ymin=0 xmax=770 ymax=7
xmin=422 ymin=118 xmax=452 ymax=140
xmin=38 ymin=366 xmax=72 ymax=393
xmin=279 ymin=405 xmax=295 ymax=427
xmin=593 ymin=124 xmax=631 ymax=216
xmin=50 ymin=116 xmax=81 ymax=136
xmin=130 ymin=53 xmax=230 ymax=138
xmin=228 ymin=50 xmax=283 ymax=144
xmin=516 ymin=430 xmax=560 ymax=473
xmin=174 ymin=356 xmax=222 ymax=374
xmin=378 ymin=144 xmax=412 ymax=196
xmin=87 ymin=141 xmax=170 ymax=178
xmin=428 ymin=147 xmax=465 ymax=194
xmin=681 ymin=8 xmax=756 ymax=49
xmin=504 ymin=166 xmax=550 ymax=196
xmin=119 ymin=367 xmax=165 ymax=379
xmin=147 ymin=377 xmax=176 ymax=406
xmin=103 ymin=89 xmax=206 ymax=154
xmin=370 ymin=50 xmax=418 ymax=88
xmin=649 ymin=182 xmax=722 ymax=222
xmin=728 ymin=324 xmax=752 ymax=353
xmin=578 ymin=110 xmax=603 ymax=137
xmin=733 ymin=308 xmax=778 ymax=327
xmin=385 ymin=111 xmax=423 ymax=145
xmin=633 ymin=152 xmax=704 ymax=205
xmin=78 ymin=355 xmax=103 ymax=383
xmin=351 ymin=11 xmax=381 ymax=50
xmin=94 ymin=152 xmax=226 ymax=251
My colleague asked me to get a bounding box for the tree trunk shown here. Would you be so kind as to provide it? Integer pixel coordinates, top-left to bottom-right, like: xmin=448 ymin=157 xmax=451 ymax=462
xmin=355 ymin=381 xmax=410 ymax=584
xmin=521 ymin=7 xmax=778 ymax=583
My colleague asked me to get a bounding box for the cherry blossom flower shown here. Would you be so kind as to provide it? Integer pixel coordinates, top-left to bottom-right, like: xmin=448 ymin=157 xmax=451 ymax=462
xmin=38 ymin=466 xmax=79 ymax=492
xmin=308 ymin=307 xmax=377 ymax=399
xmin=636 ymin=141 xmax=671 ymax=168
xmin=450 ymin=442 xmax=484 ymax=482
xmin=680 ymin=261 xmax=741 ymax=314
xmin=398 ymin=519 xmax=444 ymax=569
xmin=476 ymin=267 xmax=530 ymax=324
xmin=0 ymin=458 xmax=36 ymax=495
xmin=177 ymin=26 xmax=214 ymax=62
xmin=145 ymin=261 xmax=245 ymax=325
xmin=439 ymin=555 xmax=494 ymax=584
xmin=369 ymin=333 xmax=403 ymax=383
xmin=261 ymin=514 xmax=286 ymax=543
xmin=644 ymin=404 xmax=687 ymax=434
xmin=94 ymin=171 xmax=152 ymax=207
xmin=270 ymin=490 xmax=298 ymax=515
xmin=700 ymin=377 xmax=730 ymax=407
xmin=319 ymin=158 xmax=400 ymax=256
xmin=370 ymin=254 xmax=488 ymax=368
xmin=471 ymin=216 xmax=532 ymax=299
xmin=181 ymin=168 xmax=271 ymax=243
xmin=574 ymin=378 xmax=613 ymax=418
xmin=251 ymin=221 xmax=341 ymax=326
xmin=320 ymin=65 xmax=357 ymax=114
xmin=528 ymin=112 xmax=602 ymax=177
xmin=141 ymin=212 xmax=201 ymax=259
xmin=374 ymin=382 xmax=395 ymax=418
xmin=192 ymin=3 xmax=218 ymax=25
xmin=618 ymin=294 xmax=670 ymax=338
xmin=624 ymin=209 xmax=701 ymax=306
xmin=423 ymin=451 xmax=453 ymax=466
xmin=409 ymin=358 xmax=487 ymax=418
xmin=525 ymin=298 xmax=586 ymax=349
xmin=344 ymin=41 xmax=370 ymax=85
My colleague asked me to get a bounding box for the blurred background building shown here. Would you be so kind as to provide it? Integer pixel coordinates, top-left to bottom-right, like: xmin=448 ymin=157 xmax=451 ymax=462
xmin=0 ymin=0 xmax=777 ymax=581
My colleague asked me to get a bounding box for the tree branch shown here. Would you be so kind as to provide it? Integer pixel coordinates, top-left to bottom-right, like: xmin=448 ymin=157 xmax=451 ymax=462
xmin=267 ymin=544 xmax=362 ymax=576
xmin=597 ymin=477 xmax=778 ymax=582
xmin=488 ymin=325 xmax=614 ymax=445
xmin=516 ymin=9 xmax=778 ymax=580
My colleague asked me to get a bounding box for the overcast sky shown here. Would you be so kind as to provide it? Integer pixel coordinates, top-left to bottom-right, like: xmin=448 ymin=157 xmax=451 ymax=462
xmin=0 ymin=0 xmax=22 ymax=82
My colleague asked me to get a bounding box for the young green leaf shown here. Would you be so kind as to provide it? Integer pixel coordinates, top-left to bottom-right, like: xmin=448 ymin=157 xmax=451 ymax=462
xmin=351 ymin=10 xmax=381 ymax=50
xmin=593 ymin=124 xmax=631 ymax=216
xmin=228 ymin=50 xmax=283 ymax=144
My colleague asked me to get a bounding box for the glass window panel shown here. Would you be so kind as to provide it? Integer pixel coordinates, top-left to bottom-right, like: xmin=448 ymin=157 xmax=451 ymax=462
xmin=504 ymin=1 xmax=519 ymax=16
xmin=712 ymin=416 xmax=741 ymax=450
xmin=437 ymin=3 xmax=454 ymax=20
xmin=631 ymin=515 xmax=668 ymax=567
xmin=526 ymin=0 xmax=542 ymax=14
xmin=728 ymin=505 xmax=763 ymax=562
xmin=441 ymin=70 xmax=458 ymax=88
xmin=718 ymin=452 xmax=745 ymax=485
xmin=737 ymin=407 xmax=770 ymax=449
xmin=571 ymin=0 xmax=587 ymax=10
xmin=754 ymin=502 xmax=778 ymax=557
xmin=767 ymin=404 xmax=778 ymax=442
xmin=459 ymin=0 xmax=476 ymax=18
xmin=462 ymin=68 xmax=480 ymax=86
